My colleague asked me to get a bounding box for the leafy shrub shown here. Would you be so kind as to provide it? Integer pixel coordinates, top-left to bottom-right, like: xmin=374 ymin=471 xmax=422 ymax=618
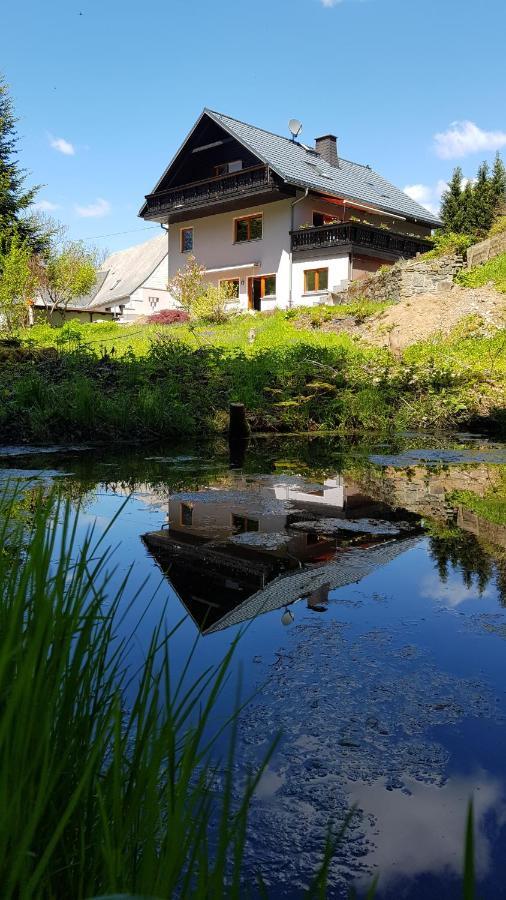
xmin=147 ymin=308 xmax=189 ymax=325
xmin=193 ymin=281 xmax=238 ymax=323
xmin=489 ymin=216 xmax=506 ymax=237
xmin=423 ymin=231 xmax=475 ymax=259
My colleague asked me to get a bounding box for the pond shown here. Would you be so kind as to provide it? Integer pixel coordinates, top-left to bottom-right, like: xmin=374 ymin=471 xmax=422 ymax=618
xmin=2 ymin=433 xmax=506 ymax=899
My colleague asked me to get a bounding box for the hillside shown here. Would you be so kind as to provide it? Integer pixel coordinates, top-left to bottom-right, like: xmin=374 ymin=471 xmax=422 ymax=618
xmin=358 ymin=283 xmax=506 ymax=350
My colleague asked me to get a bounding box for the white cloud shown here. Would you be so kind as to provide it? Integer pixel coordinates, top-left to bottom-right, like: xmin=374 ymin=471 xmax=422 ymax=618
xmin=49 ymin=134 xmax=75 ymax=156
xmin=403 ymin=184 xmax=432 ymax=205
xmin=403 ymin=175 xmax=477 ymax=216
xmin=320 ymin=0 xmax=365 ymax=6
xmin=434 ymin=120 xmax=506 ymax=160
xmin=33 ymin=199 xmax=60 ymax=212
xmin=404 ymin=181 xmax=447 ymax=216
xmin=75 ymin=198 xmax=111 ymax=218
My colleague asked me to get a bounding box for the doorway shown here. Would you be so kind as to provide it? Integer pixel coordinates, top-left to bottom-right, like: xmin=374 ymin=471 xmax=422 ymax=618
xmin=248 ymin=274 xmax=276 ymax=311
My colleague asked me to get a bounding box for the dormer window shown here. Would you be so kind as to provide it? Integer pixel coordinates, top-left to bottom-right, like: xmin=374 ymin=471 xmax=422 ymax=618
xmin=214 ymin=160 xmax=242 ymax=176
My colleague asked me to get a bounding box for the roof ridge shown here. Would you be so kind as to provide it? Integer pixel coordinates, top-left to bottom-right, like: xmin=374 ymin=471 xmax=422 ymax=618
xmin=204 ymin=108 xmax=375 ymax=171
xmin=204 ymin=108 xmax=302 ymax=146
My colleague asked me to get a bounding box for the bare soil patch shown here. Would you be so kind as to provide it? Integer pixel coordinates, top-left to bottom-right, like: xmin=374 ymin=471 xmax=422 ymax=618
xmin=358 ymin=284 xmax=506 ymax=351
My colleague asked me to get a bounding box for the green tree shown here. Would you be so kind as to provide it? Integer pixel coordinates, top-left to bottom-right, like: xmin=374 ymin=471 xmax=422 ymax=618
xmin=0 ymin=235 xmax=39 ymax=333
xmin=40 ymin=241 xmax=98 ymax=321
xmin=468 ymin=161 xmax=494 ymax=235
xmin=490 ymin=152 xmax=506 ymax=214
xmin=166 ymin=254 xmax=207 ymax=317
xmin=440 ymin=167 xmax=467 ymax=233
xmin=0 ymin=76 xmax=52 ymax=256
xmin=461 ymin=180 xmax=475 ymax=233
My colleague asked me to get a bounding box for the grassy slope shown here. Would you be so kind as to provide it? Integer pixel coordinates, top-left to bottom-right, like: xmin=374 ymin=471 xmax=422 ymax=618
xmin=1 ymin=309 xmax=504 ymax=441
xmin=456 ymin=251 xmax=506 ymax=292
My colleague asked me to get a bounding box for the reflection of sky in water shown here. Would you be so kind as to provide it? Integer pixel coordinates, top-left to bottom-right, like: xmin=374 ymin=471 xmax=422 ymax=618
xmin=2 ymin=442 xmax=506 ymax=898
xmin=350 ymin=772 xmax=506 ymax=890
xmin=420 ymin=570 xmax=495 ymax=607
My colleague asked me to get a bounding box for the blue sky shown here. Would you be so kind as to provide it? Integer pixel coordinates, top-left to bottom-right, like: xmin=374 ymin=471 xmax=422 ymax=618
xmin=2 ymin=0 xmax=505 ymax=253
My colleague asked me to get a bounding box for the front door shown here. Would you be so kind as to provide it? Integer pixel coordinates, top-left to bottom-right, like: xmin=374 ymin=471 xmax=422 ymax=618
xmin=248 ymin=275 xmax=276 ymax=311
xmin=249 ymin=277 xmax=263 ymax=312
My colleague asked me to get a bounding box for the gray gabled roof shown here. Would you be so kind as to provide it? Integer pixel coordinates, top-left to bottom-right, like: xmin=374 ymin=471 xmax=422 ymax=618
xmin=204 ymin=109 xmax=441 ymax=227
xmin=142 ymin=109 xmax=441 ymax=228
xmin=89 ymin=233 xmax=167 ymax=309
xmin=35 ymin=269 xmax=109 ymax=311
xmin=204 ymin=536 xmax=421 ymax=634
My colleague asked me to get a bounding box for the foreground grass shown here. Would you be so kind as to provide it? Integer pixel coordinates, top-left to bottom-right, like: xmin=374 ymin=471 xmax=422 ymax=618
xmin=0 ymin=486 xmax=279 ymax=899
xmin=1 ymin=311 xmax=504 ymax=440
xmin=456 ymin=251 xmax=506 ymax=292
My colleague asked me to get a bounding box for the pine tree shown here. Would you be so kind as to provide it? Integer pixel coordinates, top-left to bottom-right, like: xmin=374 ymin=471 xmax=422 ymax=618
xmin=0 ymin=75 xmax=51 ymax=256
xmin=490 ymin=152 xmax=506 ymax=214
xmin=461 ymin=180 xmax=475 ymax=234
xmin=440 ymin=167 xmax=467 ymax=233
xmin=468 ymin=161 xmax=494 ymax=235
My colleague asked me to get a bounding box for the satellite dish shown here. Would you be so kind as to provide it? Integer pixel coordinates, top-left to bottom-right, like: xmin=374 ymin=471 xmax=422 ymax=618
xmin=288 ymin=118 xmax=302 ymax=140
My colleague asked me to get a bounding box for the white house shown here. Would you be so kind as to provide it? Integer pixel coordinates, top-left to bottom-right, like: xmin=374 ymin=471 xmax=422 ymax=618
xmin=32 ymin=233 xmax=170 ymax=323
xmin=139 ymin=109 xmax=441 ymax=312
xmin=88 ymin=234 xmax=170 ymax=321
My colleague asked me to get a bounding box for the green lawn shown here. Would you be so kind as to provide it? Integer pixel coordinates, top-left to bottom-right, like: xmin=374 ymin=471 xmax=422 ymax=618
xmin=23 ymin=305 xmax=396 ymax=360
xmin=24 ymin=311 xmax=372 ymax=358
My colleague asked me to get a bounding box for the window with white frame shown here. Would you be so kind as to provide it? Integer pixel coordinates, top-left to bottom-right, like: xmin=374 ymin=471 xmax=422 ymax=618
xmin=148 ymin=296 xmax=159 ymax=309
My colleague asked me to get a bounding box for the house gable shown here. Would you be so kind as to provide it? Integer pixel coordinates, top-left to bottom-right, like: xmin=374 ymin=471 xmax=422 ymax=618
xmin=140 ymin=112 xmax=267 ymax=217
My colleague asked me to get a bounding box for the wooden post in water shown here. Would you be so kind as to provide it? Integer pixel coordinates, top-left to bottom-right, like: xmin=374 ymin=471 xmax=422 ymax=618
xmin=228 ymin=403 xmax=250 ymax=469
xmin=229 ymin=403 xmax=250 ymax=440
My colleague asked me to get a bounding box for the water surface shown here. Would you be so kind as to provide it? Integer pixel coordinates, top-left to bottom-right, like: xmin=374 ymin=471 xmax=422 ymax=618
xmin=2 ymin=434 xmax=506 ymax=898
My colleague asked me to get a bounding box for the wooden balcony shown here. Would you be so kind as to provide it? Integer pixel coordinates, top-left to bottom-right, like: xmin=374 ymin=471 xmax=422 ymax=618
xmin=143 ymin=165 xmax=282 ymax=222
xmin=291 ymin=222 xmax=431 ymax=259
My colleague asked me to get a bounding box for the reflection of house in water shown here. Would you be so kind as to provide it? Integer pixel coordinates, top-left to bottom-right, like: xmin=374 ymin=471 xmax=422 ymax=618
xmin=143 ymin=474 xmax=421 ymax=634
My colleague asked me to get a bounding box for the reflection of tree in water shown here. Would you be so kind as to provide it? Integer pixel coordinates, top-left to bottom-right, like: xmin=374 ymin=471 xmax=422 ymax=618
xmin=428 ymin=527 xmax=506 ymax=606
xmin=495 ymin=563 xmax=506 ymax=607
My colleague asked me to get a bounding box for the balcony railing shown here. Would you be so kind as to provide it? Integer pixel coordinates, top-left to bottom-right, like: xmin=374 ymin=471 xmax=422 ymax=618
xmin=144 ymin=165 xmax=277 ymax=217
xmin=291 ymin=222 xmax=431 ymax=257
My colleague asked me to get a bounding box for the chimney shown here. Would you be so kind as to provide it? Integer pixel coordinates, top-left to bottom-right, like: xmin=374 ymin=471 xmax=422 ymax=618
xmin=315 ymin=134 xmax=339 ymax=167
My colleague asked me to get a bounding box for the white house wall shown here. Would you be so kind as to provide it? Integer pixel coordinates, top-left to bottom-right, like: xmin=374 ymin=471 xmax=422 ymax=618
xmin=120 ymin=191 xmax=430 ymax=319
xmin=168 ymin=199 xmax=292 ymax=310
xmin=117 ymin=253 xmax=172 ymax=320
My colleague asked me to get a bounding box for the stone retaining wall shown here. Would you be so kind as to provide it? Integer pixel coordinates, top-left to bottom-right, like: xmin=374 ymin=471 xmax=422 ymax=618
xmin=340 ymin=253 xmax=464 ymax=304
xmin=466 ymin=231 xmax=506 ymax=268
